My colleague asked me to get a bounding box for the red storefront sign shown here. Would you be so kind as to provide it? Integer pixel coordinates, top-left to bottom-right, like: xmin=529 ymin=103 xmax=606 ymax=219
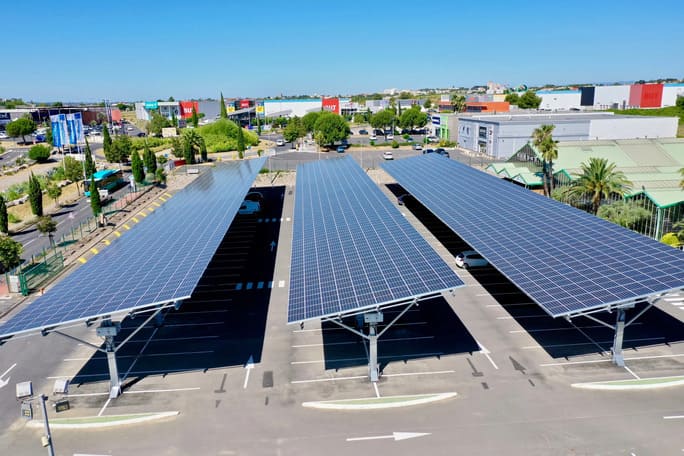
xmin=179 ymin=101 xmax=199 ymax=119
xmin=240 ymin=99 xmax=251 ymax=109
xmin=322 ymin=97 xmax=339 ymax=114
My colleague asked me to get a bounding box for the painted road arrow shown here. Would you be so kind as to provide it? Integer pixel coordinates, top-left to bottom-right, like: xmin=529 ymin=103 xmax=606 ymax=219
xmin=0 ymin=363 xmax=17 ymax=389
xmin=347 ymin=432 xmax=431 ymax=442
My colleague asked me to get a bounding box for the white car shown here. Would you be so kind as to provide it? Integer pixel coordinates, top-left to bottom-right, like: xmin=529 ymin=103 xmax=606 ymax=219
xmin=275 ymin=139 xmax=285 ymax=146
xmin=386 ymin=134 xmax=394 ymax=140
xmin=369 ymin=134 xmax=377 ymax=140
xmin=455 ymin=251 xmax=489 ymax=269
xmin=382 ymin=151 xmax=394 ymax=160
xmin=0 ymin=132 xmax=8 ymax=139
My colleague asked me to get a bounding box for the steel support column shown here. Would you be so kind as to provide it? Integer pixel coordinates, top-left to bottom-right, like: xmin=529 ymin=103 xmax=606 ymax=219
xmin=96 ymin=320 xmax=122 ymax=398
xmin=611 ymin=308 xmax=627 ymax=367
xmin=368 ymin=323 xmax=379 ymax=382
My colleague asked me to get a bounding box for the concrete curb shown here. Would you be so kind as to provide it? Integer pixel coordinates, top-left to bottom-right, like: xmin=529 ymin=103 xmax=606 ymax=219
xmin=572 ymin=376 xmax=684 ymax=391
xmin=302 ymin=392 xmax=457 ymax=410
xmin=27 ymin=411 xmax=179 ymax=429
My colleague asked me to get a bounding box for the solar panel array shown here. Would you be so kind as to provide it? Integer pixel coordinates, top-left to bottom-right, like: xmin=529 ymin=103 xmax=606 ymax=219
xmin=382 ymin=153 xmax=684 ymax=318
xmin=288 ymin=155 xmax=463 ymax=323
xmin=0 ymin=157 xmax=267 ymax=338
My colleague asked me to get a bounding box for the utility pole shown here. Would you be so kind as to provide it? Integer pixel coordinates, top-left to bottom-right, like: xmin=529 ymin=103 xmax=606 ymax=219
xmin=39 ymin=394 xmax=55 ymax=456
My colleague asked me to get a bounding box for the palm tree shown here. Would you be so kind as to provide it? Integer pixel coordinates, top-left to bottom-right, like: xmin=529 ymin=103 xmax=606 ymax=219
xmin=567 ymin=157 xmax=632 ymax=215
xmin=531 ymin=124 xmax=558 ymax=197
xmin=181 ymin=129 xmax=205 ymax=164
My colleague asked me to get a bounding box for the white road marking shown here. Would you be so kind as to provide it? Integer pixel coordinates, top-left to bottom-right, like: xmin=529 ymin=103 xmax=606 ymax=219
xmin=292 ymin=352 xmax=443 ymax=365
xmin=624 ymin=366 xmax=640 ymax=379
xmin=523 ymin=337 xmax=664 ymax=349
xmin=292 ymin=322 xmax=427 ymax=334
xmin=383 ymin=370 xmax=456 ymax=378
xmin=510 ymin=323 xmax=643 ymax=334
xmin=292 ymin=336 xmax=434 ymax=348
xmin=243 ymin=355 xmax=254 ymax=389
xmin=0 ymin=363 xmax=17 ymax=389
xmin=64 ymin=350 xmax=214 ymax=361
xmin=496 ymin=315 xmax=547 ymax=320
xmin=286 ymin=217 xmax=291 ymax=222
xmin=97 ymin=397 xmax=112 ymax=417
xmin=373 ymin=382 xmax=380 ymax=398
xmin=539 ymin=352 xmax=684 ymax=367
xmin=278 ymin=280 xmax=285 ymax=288
xmin=664 ymin=415 xmax=684 ymax=419
xmin=291 ymin=375 xmax=367 ymax=384
xmin=347 ymin=432 xmax=430 ymax=442
xmin=124 ymin=387 xmax=201 ymax=394
xmin=476 ymin=341 xmax=499 ymax=370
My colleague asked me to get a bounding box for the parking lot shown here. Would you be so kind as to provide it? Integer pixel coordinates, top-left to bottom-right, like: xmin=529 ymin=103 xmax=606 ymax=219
xmin=1 ymin=168 xmax=683 ymax=455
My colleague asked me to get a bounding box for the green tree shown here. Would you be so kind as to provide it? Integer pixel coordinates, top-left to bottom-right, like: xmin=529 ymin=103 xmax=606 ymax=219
xmin=62 ymin=156 xmax=84 ymax=183
xmin=423 ymin=99 xmax=432 ymax=109
xmin=220 ymin=92 xmax=228 ymax=119
xmin=84 ymin=137 xmax=96 ymax=179
xmin=505 ymin=93 xmax=520 ymax=105
xmin=190 ymin=107 xmax=199 ymax=128
xmin=155 ymin=168 xmax=167 ymax=185
xmin=370 ymin=109 xmax=396 ymax=134
xmin=143 ymin=142 xmax=157 ymax=176
xmin=531 ymin=124 xmax=558 ymax=197
xmin=313 ymin=112 xmax=349 ymax=147
xmin=46 ymin=182 xmax=62 ymax=207
xmin=36 ymin=216 xmax=57 ymax=246
xmin=0 ymin=195 xmax=8 ymax=233
xmin=45 ymin=125 xmax=52 ymax=146
xmin=171 ymin=111 xmax=178 ymax=128
xmin=89 ymin=176 xmax=102 ymax=216
xmin=597 ymin=200 xmax=651 ymax=230
xmin=517 ymin=90 xmax=542 ymax=109
xmin=255 ymin=112 xmax=261 ymax=136
xmin=567 ymin=158 xmax=632 ymax=215
xmin=450 ymin=94 xmax=466 ymax=112
xmin=107 ymin=135 xmax=132 ymax=164
xmin=236 ymin=125 xmax=245 ymax=157
xmin=283 ymin=116 xmax=305 ymax=145
xmin=182 ymin=129 xmax=205 ymax=164
xmin=0 ymin=235 xmax=22 ymax=271
xmin=102 ymin=125 xmax=113 ymax=157
xmin=28 ymin=172 xmax=43 ymax=217
xmin=676 ymin=96 xmax=684 ymax=110
xmin=6 ymin=117 xmax=37 ymax=143
xmin=131 ymin=150 xmax=145 ymax=183
xmin=146 ymin=112 xmax=173 ymax=136
xmin=399 ymin=106 xmax=428 ymax=131
xmin=301 ymin=112 xmax=321 ymax=133
xmin=28 ymin=144 xmax=51 ymax=162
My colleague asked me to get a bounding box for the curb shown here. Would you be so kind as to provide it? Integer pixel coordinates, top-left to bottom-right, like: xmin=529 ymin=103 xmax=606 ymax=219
xmin=572 ymin=376 xmax=684 ymax=391
xmin=302 ymin=392 xmax=457 ymax=410
xmin=27 ymin=411 xmax=179 ymax=429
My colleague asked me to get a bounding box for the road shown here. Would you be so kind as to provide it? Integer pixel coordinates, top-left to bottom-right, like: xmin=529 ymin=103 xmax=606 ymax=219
xmin=11 ymin=178 xmax=132 ymax=260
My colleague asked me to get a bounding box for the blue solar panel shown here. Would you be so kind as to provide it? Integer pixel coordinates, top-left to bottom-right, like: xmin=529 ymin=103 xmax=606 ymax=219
xmin=383 ymin=154 xmax=684 ymax=317
xmin=288 ymin=155 xmax=464 ymax=323
xmin=0 ymin=158 xmax=267 ymax=338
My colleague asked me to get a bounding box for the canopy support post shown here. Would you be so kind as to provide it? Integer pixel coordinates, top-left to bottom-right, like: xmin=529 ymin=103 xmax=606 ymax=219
xmin=611 ymin=308 xmax=626 ymax=367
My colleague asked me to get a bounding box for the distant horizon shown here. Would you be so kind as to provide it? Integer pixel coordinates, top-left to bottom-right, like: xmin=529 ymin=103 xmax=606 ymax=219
xmin=1 ymin=0 xmax=682 ymax=102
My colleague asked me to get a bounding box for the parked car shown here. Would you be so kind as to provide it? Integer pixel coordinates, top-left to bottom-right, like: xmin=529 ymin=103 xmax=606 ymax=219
xmin=386 ymin=134 xmax=394 ymax=140
xmin=435 ymin=148 xmax=450 ymax=157
xmin=423 ymin=149 xmax=435 ymax=154
xmin=0 ymin=132 xmax=8 ymax=140
xmin=382 ymin=150 xmax=393 ymax=160
xmin=275 ymin=139 xmax=285 ymax=146
xmin=413 ymin=143 xmax=423 ymax=150
xmin=238 ymin=200 xmax=261 ymax=215
xmin=426 ymin=136 xmax=439 ymax=143
xmin=137 ymin=132 xmax=146 ymax=137
xmin=455 ymin=251 xmax=489 ymax=269
xmin=370 ymin=134 xmax=377 ymax=140
xmin=337 ymin=146 xmax=346 ymax=153
xmin=358 ymin=129 xmax=368 ymax=135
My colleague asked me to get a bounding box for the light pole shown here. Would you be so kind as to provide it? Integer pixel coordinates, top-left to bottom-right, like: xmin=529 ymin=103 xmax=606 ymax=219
xmin=16 ymin=381 xmax=58 ymax=456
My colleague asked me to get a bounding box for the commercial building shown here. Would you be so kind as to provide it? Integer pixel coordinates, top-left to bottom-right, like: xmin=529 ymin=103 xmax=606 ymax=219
xmin=537 ymin=83 xmax=684 ymax=111
xmin=457 ymin=112 xmax=678 ymax=159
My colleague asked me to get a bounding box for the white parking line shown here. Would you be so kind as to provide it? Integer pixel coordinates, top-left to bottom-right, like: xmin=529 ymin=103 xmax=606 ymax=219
xmin=291 ymin=375 xmax=367 ymax=384
xmin=373 ymin=382 xmax=380 ymax=398
xmin=510 ymin=323 xmax=643 ymax=334
xmin=48 ymin=367 xmax=211 ymax=379
xmin=292 ymin=352 xmax=443 ymax=365
xmin=540 ymin=353 xmax=684 ymax=367
xmin=64 ymin=350 xmax=214 ymax=361
xmin=664 ymin=415 xmax=684 ymax=419
xmin=292 ymin=322 xmax=427 ymax=334
xmin=497 ymin=315 xmax=547 ymax=320
xmin=278 ymin=280 xmax=285 ymax=288
xmin=523 ymin=337 xmax=664 ymax=350
xmin=291 ymin=370 xmax=456 ymax=384
xmin=624 ymin=366 xmax=640 ymax=379
xmin=68 ymin=387 xmax=200 ymax=397
xmin=292 ymin=336 xmax=434 ymax=348
xmin=383 ymin=370 xmax=456 ymax=378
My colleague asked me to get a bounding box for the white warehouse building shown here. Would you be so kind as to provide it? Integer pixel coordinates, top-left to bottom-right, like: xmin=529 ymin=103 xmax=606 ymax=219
xmin=263 ymin=99 xmax=322 ymax=118
xmin=457 ymin=112 xmax=678 ymax=159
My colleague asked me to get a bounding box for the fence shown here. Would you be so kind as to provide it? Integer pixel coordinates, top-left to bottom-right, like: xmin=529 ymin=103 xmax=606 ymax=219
xmin=7 ymin=250 xmax=64 ymax=296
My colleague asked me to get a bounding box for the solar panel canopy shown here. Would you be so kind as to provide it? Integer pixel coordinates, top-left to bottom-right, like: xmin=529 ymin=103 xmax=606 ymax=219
xmin=0 ymin=157 xmax=267 ymax=338
xmin=382 ymin=153 xmax=684 ymax=318
xmin=288 ymin=155 xmax=463 ymax=323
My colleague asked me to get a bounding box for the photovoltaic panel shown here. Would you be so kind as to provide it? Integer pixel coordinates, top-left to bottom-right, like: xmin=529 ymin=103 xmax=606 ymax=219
xmin=0 ymin=158 xmax=267 ymax=338
xmin=383 ymin=154 xmax=684 ymax=318
xmin=288 ymin=155 xmax=463 ymax=323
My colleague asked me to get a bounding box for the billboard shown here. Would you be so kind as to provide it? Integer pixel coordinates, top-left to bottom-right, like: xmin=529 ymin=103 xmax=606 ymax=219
xmin=256 ymin=101 xmax=265 ymax=118
xmin=144 ymin=101 xmax=159 ymax=110
xmin=51 ymin=114 xmax=68 ymax=148
xmin=240 ymin=99 xmax=251 ymax=109
xmin=50 ymin=113 xmax=84 ymax=147
xmin=322 ymin=97 xmax=339 ymax=114
xmin=227 ymin=106 xmax=235 ymax=113
xmin=179 ymin=101 xmax=199 ymax=119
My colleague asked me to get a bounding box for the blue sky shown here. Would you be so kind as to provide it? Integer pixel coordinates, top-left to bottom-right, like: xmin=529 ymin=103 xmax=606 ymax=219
xmin=1 ymin=0 xmax=682 ymax=102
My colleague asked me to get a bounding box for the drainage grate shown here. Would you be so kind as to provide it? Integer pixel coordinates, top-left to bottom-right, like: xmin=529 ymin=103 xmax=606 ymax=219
xmin=262 ymin=371 xmax=274 ymax=388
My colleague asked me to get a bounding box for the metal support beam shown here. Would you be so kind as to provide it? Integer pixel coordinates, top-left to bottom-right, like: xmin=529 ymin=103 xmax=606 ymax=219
xmin=96 ymin=320 xmax=122 ymax=398
xmin=368 ymin=322 xmax=379 ymax=382
xmin=52 ymin=330 xmax=107 ymax=353
xmin=115 ymin=306 xmax=164 ymax=351
xmin=611 ymin=308 xmax=627 ymax=367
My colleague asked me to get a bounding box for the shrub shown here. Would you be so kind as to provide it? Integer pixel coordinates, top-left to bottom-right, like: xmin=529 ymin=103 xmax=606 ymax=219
xmin=661 ymin=232 xmax=681 ymax=247
xmin=8 ymin=213 xmax=21 ymax=223
xmin=369 ymin=140 xmax=375 ymax=146
xmin=391 ymin=140 xmax=399 ymax=149
xmin=438 ymin=139 xmax=456 ymax=147
xmin=28 ymin=145 xmax=51 ymax=162
xmin=197 ymin=119 xmax=258 ymax=153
